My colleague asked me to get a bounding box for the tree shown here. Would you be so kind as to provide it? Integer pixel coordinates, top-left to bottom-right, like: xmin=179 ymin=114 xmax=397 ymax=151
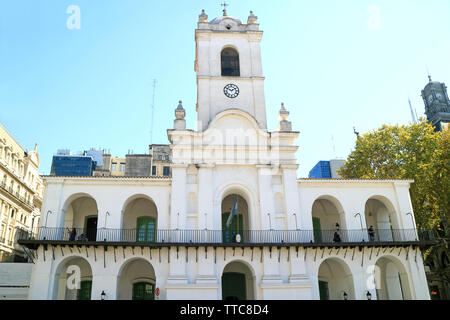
xmin=339 ymin=119 xmax=449 ymax=231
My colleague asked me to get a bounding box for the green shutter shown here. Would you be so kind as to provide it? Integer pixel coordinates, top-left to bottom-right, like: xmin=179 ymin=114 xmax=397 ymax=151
xmin=313 ymin=217 xmax=322 ymax=243
xmin=222 ymin=272 xmax=246 ymax=300
xmin=133 ymin=282 xmax=154 ymax=300
xmin=137 ymin=217 xmax=156 ymax=242
xmin=78 ymin=280 xmax=92 ymax=300
xmin=318 ymin=280 xmax=329 ymax=300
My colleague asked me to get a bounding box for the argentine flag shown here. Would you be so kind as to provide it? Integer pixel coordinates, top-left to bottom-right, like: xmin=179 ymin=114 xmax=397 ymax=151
xmin=226 ymin=197 xmax=238 ymax=228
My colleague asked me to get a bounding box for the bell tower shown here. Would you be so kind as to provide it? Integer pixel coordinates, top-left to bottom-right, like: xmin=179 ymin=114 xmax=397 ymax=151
xmin=195 ymin=9 xmax=267 ymax=131
xmin=421 ymin=76 xmax=450 ymax=132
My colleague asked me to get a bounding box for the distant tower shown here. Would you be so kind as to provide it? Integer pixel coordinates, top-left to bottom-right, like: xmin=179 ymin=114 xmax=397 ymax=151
xmin=421 ymin=76 xmax=450 ymax=131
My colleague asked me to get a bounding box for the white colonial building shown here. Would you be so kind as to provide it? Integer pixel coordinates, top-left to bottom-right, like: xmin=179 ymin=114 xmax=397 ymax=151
xmin=21 ymin=9 xmax=433 ymax=301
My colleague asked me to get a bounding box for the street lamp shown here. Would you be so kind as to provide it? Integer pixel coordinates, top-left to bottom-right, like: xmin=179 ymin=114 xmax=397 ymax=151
xmin=267 ymin=213 xmax=272 ymax=230
xmin=341 ymin=291 xmax=348 ymax=300
xmin=293 ymin=213 xmax=298 ymax=230
xmin=101 ymin=291 xmax=106 ymax=300
xmin=406 ymin=212 xmax=417 ymax=240
xmin=43 ymin=210 xmax=52 ymax=240
xmin=44 ymin=210 xmax=52 ymax=228
xmin=366 ymin=291 xmax=372 ymax=300
xmin=354 ymin=213 xmax=364 ymax=241
xmin=104 ymin=211 xmax=110 ymax=228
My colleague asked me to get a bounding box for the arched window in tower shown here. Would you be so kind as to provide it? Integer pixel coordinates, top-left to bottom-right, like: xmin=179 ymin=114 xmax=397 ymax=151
xmin=221 ymin=48 xmax=240 ymax=77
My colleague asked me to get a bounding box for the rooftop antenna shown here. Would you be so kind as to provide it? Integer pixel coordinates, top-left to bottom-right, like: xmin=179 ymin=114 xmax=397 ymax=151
xmin=221 ymin=1 xmax=229 ymax=16
xmin=331 ymin=135 xmax=337 ymax=158
xmin=408 ymin=98 xmax=418 ymax=124
xmin=150 ymin=79 xmax=157 ymax=146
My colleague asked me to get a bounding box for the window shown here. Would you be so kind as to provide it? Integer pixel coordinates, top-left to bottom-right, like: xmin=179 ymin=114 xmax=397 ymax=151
xmin=318 ymin=281 xmax=330 ymax=300
xmin=132 ymin=282 xmax=154 ymax=300
xmin=136 ymin=217 xmax=156 ymax=242
xmin=77 ymin=281 xmax=92 ymax=300
xmin=152 ymin=166 xmax=156 ymax=176
xmin=221 ymin=48 xmax=240 ymax=77
xmin=111 ymin=163 xmax=117 ymax=171
xmin=119 ymin=163 xmax=126 ymax=172
xmin=163 ymin=166 xmax=170 ymax=176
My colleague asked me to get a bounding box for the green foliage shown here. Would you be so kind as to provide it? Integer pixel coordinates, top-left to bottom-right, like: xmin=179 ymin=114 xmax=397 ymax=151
xmin=339 ymin=119 xmax=449 ymax=231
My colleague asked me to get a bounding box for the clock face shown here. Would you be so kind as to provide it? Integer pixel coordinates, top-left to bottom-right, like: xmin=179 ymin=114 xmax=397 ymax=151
xmin=428 ymin=95 xmax=433 ymax=103
xmin=223 ymin=84 xmax=239 ymax=98
xmin=436 ymin=93 xmax=443 ymax=100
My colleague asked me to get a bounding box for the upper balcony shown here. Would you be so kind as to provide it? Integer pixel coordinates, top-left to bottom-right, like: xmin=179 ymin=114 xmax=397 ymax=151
xmin=17 ymin=227 xmax=437 ymax=250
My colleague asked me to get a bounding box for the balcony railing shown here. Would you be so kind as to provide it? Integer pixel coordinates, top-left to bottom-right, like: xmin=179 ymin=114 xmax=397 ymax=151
xmin=17 ymin=227 xmax=437 ymax=246
xmin=0 ymin=182 xmax=34 ymax=209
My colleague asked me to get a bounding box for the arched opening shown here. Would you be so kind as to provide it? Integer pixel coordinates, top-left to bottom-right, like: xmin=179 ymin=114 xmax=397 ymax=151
xmin=222 ymin=194 xmax=249 ymax=244
xmin=311 ymin=196 xmax=346 ymax=243
xmin=222 ymin=261 xmax=255 ymax=300
xmin=63 ymin=195 xmax=98 ymax=241
xmin=54 ymin=257 xmax=92 ymax=300
xmin=318 ymin=258 xmax=355 ymax=300
xmin=122 ymin=196 xmax=158 ymax=242
xmin=374 ymin=256 xmax=412 ymax=300
xmin=365 ymin=197 xmax=399 ymax=242
xmin=118 ymin=258 xmax=156 ymax=300
xmin=221 ymin=47 xmax=240 ymax=77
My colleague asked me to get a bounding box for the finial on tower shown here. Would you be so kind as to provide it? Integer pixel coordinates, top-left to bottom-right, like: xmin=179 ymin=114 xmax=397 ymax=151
xmin=221 ymin=1 xmax=229 ymax=16
xmin=174 ymin=100 xmax=186 ymax=130
xmin=248 ymin=11 xmax=258 ymax=24
xmin=278 ymin=102 xmax=292 ymax=131
xmin=199 ymin=9 xmax=208 ymax=23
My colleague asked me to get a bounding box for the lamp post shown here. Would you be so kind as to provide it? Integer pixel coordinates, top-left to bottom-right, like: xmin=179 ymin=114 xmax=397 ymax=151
xmin=366 ymin=291 xmax=372 ymax=300
xmin=44 ymin=210 xmax=52 ymax=228
xmin=267 ymin=213 xmax=272 ymax=230
xmin=406 ymin=212 xmax=417 ymax=240
xmin=293 ymin=213 xmax=298 ymax=230
xmin=341 ymin=291 xmax=348 ymax=300
xmin=104 ymin=211 xmax=110 ymax=228
xmin=43 ymin=210 xmax=52 ymax=240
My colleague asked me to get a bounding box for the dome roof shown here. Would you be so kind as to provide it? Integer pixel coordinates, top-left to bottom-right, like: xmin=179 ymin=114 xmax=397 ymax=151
xmin=210 ymin=15 xmax=242 ymax=25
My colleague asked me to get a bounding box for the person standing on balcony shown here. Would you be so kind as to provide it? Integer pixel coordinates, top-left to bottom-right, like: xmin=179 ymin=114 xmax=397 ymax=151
xmin=368 ymin=226 xmax=375 ymax=241
xmin=69 ymin=228 xmax=77 ymax=241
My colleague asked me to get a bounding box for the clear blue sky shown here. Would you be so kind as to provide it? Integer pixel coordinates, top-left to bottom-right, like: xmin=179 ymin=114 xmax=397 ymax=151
xmin=1 ymin=0 xmax=449 ymax=177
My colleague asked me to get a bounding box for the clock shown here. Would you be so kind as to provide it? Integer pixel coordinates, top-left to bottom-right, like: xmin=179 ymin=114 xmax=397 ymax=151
xmin=224 ymin=84 xmax=239 ymax=98
xmin=428 ymin=95 xmax=433 ymax=103
xmin=436 ymin=93 xmax=443 ymax=100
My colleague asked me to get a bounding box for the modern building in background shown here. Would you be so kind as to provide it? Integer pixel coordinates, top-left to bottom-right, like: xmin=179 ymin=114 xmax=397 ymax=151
xmin=20 ymin=9 xmax=434 ymax=301
xmin=308 ymin=159 xmax=345 ymax=179
xmin=54 ymin=146 xmax=172 ymax=178
xmin=0 ymin=123 xmax=43 ymax=263
xmin=421 ymin=77 xmax=450 ymax=132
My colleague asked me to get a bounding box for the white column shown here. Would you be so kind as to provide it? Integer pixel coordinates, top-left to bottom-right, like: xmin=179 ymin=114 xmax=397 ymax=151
xmin=262 ymin=246 xmax=282 ymax=283
xmin=257 ymin=165 xmax=274 ymax=231
xmin=196 ymin=247 xmax=217 ymax=284
xmin=28 ymin=247 xmax=54 ymax=299
xmin=167 ymin=246 xmax=188 ymax=284
xmin=289 ymin=247 xmax=309 ymax=283
xmin=281 ymin=165 xmax=301 ymax=231
xmin=197 ymin=164 xmax=214 ymax=230
xmin=170 ymin=164 xmax=188 ymax=230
